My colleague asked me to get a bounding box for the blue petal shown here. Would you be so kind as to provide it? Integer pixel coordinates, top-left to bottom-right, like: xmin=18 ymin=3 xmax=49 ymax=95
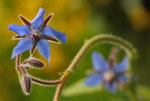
xmin=54 ymin=30 xmax=67 ymax=43
xmin=42 ymin=25 xmax=67 ymax=43
xmin=31 ymin=8 xmax=46 ymax=29
xmin=114 ymin=57 xmax=128 ymax=73
xmin=11 ymin=38 xmax=34 ymax=59
xmin=117 ymin=75 xmax=127 ymax=83
xmin=84 ymin=74 xmax=103 ymax=86
xmin=92 ymin=52 xmax=109 ymax=72
xmin=37 ymin=39 xmax=50 ymax=62
xmin=42 ymin=25 xmax=56 ymax=37
xmin=8 ymin=24 xmax=30 ymax=36
xmin=105 ymin=82 xmax=117 ymax=93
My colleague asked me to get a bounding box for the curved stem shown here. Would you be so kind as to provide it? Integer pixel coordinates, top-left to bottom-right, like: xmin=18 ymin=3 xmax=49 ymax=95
xmin=17 ymin=65 xmax=26 ymax=74
xmin=16 ymin=54 xmax=62 ymax=86
xmin=31 ymin=76 xmax=62 ymax=86
xmin=53 ymin=34 xmax=137 ymax=101
xmin=16 ymin=54 xmax=26 ymax=74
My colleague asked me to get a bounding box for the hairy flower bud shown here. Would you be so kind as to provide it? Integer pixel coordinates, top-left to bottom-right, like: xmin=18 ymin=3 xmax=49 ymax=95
xmin=21 ymin=74 xmax=31 ymax=95
xmin=23 ymin=58 xmax=44 ymax=68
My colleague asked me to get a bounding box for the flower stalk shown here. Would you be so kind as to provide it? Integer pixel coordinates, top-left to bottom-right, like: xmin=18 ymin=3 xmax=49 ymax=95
xmin=15 ymin=53 xmax=62 ymax=95
xmin=53 ymin=34 xmax=137 ymax=101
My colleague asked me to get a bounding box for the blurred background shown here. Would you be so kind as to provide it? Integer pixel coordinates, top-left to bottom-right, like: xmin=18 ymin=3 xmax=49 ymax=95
xmin=0 ymin=0 xmax=150 ymax=101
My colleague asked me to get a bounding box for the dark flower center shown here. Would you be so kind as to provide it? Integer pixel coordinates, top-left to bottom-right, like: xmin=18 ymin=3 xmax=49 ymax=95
xmin=31 ymin=30 xmax=41 ymax=42
xmin=103 ymin=71 xmax=115 ymax=83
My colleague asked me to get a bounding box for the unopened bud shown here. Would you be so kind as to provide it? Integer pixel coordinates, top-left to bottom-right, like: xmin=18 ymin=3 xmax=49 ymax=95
xmin=109 ymin=47 xmax=119 ymax=68
xmin=23 ymin=58 xmax=44 ymax=68
xmin=21 ymin=74 xmax=31 ymax=95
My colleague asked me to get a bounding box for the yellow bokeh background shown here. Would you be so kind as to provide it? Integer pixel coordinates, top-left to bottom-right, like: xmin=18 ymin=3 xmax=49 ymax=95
xmin=0 ymin=0 xmax=150 ymax=101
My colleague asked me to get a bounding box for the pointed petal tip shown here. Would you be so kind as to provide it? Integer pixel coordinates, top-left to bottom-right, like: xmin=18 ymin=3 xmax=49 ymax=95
xmin=11 ymin=52 xmax=17 ymax=59
xmin=36 ymin=39 xmax=51 ymax=64
xmin=42 ymin=25 xmax=67 ymax=43
xmin=10 ymin=56 xmax=14 ymax=59
xmin=43 ymin=51 xmax=50 ymax=63
xmin=92 ymin=51 xmax=98 ymax=55
xmin=38 ymin=8 xmax=46 ymax=15
xmin=11 ymin=38 xmax=34 ymax=60
xmin=92 ymin=51 xmax=108 ymax=72
xmin=64 ymin=34 xmax=67 ymax=43
xmin=31 ymin=8 xmax=46 ymax=29
xmin=92 ymin=51 xmax=102 ymax=58
xmin=58 ymin=33 xmax=67 ymax=43
xmin=8 ymin=24 xmax=13 ymax=30
xmin=53 ymin=29 xmax=67 ymax=43
xmin=11 ymin=53 xmax=18 ymax=60
xmin=119 ymin=56 xmax=129 ymax=66
xmin=39 ymin=8 xmax=45 ymax=11
xmin=105 ymin=82 xmax=117 ymax=93
xmin=63 ymin=35 xmax=67 ymax=43
xmin=8 ymin=24 xmax=30 ymax=36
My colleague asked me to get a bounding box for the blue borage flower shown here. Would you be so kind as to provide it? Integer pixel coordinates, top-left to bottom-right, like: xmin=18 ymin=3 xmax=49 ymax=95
xmin=8 ymin=8 xmax=67 ymax=62
xmin=84 ymin=51 xmax=128 ymax=93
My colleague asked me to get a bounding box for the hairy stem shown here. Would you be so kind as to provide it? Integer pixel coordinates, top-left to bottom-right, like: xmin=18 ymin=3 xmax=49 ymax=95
xmin=17 ymin=65 xmax=26 ymax=74
xmin=31 ymin=76 xmax=62 ymax=86
xmin=16 ymin=54 xmax=62 ymax=86
xmin=53 ymin=34 xmax=137 ymax=101
xmin=16 ymin=54 xmax=20 ymax=66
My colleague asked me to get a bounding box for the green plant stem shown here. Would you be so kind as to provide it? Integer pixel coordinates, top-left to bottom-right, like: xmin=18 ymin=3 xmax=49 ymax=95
xmin=53 ymin=34 xmax=137 ymax=101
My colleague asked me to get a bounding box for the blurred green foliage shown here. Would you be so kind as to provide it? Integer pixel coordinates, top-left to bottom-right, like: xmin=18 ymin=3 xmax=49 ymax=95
xmin=0 ymin=0 xmax=150 ymax=101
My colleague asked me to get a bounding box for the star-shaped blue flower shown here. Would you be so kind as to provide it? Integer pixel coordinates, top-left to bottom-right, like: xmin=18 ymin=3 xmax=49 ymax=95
xmin=84 ymin=51 xmax=128 ymax=93
xmin=8 ymin=8 xmax=67 ymax=62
